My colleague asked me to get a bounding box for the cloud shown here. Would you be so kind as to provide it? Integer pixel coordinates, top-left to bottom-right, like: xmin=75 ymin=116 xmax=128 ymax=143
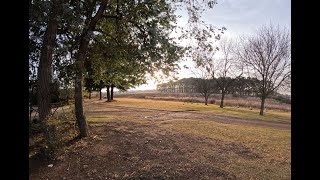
xmin=202 ymin=0 xmax=290 ymax=36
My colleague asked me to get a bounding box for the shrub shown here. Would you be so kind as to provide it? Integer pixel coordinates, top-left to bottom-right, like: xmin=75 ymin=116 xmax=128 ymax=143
xmin=272 ymin=95 xmax=291 ymax=104
xmin=209 ymin=99 xmax=216 ymax=104
xmin=29 ymin=122 xmax=42 ymax=135
xmin=232 ymin=93 xmax=240 ymax=97
xmin=31 ymin=107 xmax=79 ymax=161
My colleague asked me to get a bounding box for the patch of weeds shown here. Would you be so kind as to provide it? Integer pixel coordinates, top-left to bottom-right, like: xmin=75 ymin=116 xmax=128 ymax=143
xmin=30 ymin=108 xmax=79 ymax=161
xmin=29 ymin=122 xmax=42 ymax=135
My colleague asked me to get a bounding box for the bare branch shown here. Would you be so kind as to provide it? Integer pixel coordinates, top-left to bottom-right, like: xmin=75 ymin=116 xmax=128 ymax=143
xmin=236 ymin=23 xmax=291 ymax=115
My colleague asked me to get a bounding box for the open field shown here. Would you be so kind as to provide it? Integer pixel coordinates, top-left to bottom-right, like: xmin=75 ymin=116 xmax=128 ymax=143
xmin=30 ymin=97 xmax=291 ymax=179
xmin=110 ymin=98 xmax=290 ymax=123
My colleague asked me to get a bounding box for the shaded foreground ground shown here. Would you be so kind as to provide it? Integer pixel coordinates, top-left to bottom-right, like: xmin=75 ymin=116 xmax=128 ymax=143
xmin=30 ymin=98 xmax=291 ymax=179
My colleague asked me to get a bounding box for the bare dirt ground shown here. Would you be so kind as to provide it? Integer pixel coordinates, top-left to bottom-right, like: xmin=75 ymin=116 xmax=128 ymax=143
xmin=29 ymin=100 xmax=290 ymax=179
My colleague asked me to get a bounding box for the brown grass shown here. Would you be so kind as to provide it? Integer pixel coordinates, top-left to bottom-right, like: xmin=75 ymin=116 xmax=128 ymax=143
xmin=158 ymin=119 xmax=291 ymax=179
xmin=141 ymin=94 xmax=291 ymax=112
xmin=112 ymin=98 xmax=291 ymax=123
xmin=89 ymin=98 xmax=291 ymax=179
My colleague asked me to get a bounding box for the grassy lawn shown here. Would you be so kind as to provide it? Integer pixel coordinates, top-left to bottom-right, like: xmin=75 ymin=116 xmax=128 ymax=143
xmin=84 ymin=98 xmax=291 ymax=179
xmin=157 ymin=119 xmax=290 ymax=179
xmin=30 ymin=98 xmax=291 ymax=179
xmin=111 ymin=98 xmax=291 ymax=123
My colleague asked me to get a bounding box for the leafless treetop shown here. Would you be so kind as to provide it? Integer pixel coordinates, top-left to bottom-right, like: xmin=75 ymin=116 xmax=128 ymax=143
xmin=235 ymin=23 xmax=291 ymax=96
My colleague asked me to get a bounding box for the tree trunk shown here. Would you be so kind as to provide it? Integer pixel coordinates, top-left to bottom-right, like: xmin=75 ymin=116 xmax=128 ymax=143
xmin=99 ymin=88 xmax=102 ymax=100
xmin=74 ymin=38 xmax=90 ymax=137
xmin=107 ymin=86 xmax=111 ymax=101
xmin=205 ymin=95 xmax=208 ymax=105
xmin=66 ymin=89 xmax=69 ymax=104
xmin=74 ymin=68 xmax=89 ymax=137
xmin=74 ymin=0 xmax=109 ymax=138
xmin=111 ymin=86 xmax=114 ymax=100
xmin=259 ymin=96 xmax=266 ymax=116
xmin=89 ymin=91 xmax=91 ymax=99
xmin=37 ymin=0 xmax=63 ymax=154
xmin=220 ymin=92 xmax=225 ymax=108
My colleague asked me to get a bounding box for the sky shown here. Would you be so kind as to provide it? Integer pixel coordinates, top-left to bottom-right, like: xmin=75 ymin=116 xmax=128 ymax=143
xmin=131 ymin=0 xmax=291 ymax=91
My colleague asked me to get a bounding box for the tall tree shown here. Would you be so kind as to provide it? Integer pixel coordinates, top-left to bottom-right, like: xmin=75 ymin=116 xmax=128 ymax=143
xmin=192 ymin=59 xmax=218 ymax=105
xmin=236 ymin=24 xmax=291 ymax=115
xmin=190 ymin=30 xmax=218 ymax=105
xmin=196 ymin=77 xmax=215 ymax=105
xmin=74 ymin=0 xmax=109 ymax=137
xmin=32 ymin=0 xmax=65 ymax=155
xmin=213 ymin=37 xmax=242 ymax=108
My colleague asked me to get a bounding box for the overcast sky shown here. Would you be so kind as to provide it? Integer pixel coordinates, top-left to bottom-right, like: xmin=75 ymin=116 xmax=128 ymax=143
xmin=131 ymin=0 xmax=291 ymax=91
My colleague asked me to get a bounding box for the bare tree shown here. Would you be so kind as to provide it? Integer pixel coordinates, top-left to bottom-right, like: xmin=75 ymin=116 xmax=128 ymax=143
xmin=190 ymin=34 xmax=218 ymax=105
xmin=193 ymin=67 xmax=215 ymax=105
xmin=213 ymin=37 xmax=243 ymax=108
xmin=236 ymin=24 xmax=291 ymax=115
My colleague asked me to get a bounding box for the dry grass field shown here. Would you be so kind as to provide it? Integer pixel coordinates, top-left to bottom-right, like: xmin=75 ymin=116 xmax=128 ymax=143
xmin=30 ymin=97 xmax=291 ymax=179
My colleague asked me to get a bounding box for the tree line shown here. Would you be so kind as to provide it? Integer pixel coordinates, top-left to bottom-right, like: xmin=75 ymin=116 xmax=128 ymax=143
xmin=185 ymin=24 xmax=291 ymax=113
xmin=156 ymin=76 xmax=280 ymax=107
xmin=157 ymin=76 xmax=261 ymax=96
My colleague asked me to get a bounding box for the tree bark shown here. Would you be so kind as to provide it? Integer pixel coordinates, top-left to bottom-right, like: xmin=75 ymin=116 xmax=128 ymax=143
xmin=111 ymin=86 xmax=114 ymax=100
xmin=37 ymin=0 xmax=63 ymax=153
xmin=74 ymin=34 xmax=91 ymax=137
xmin=220 ymin=92 xmax=225 ymax=108
xmin=66 ymin=89 xmax=69 ymax=104
xmin=74 ymin=0 xmax=109 ymax=137
xmin=107 ymin=86 xmax=111 ymax=101
xmin=259 ymin=96 xmax=266 ymax=116
xmin=74 ymin=66 xmax=89 ymax=137
xmin=205 ymin=95 xmax=208 ymax=105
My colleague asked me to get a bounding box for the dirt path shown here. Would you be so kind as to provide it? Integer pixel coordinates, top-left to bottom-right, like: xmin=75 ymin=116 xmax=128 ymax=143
xmin=30 ymin=120 xmax=263 ymax=179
